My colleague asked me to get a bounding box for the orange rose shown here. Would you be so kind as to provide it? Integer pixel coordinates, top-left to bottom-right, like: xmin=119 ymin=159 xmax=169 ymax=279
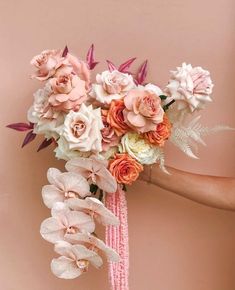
xmin=107 ymin=100 xmax=130 ymax=137
xmin=143 ymin=114 xmax=172 ymax=146
xmin=109 ymin=153 xmax=143 ymax=185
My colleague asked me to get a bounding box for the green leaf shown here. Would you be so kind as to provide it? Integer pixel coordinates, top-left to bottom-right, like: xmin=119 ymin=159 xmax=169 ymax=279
xmin=159 ymin=95 xmax=167 ymax=100
xmin=90 ymin=184 xmax=98 ymax=194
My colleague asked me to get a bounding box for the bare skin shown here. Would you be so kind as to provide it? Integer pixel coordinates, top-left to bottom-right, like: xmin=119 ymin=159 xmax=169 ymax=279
xmin=140 ymin=165 xmax=235 ymax=211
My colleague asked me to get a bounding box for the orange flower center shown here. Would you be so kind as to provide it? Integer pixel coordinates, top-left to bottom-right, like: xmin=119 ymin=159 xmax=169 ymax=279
xmin=76 ymin=259 xmax=89 ymax=272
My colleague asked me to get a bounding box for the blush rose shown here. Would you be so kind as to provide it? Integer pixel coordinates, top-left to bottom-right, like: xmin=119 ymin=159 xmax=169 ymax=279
xmin=49 ymin=66 xmax=87 ymax=112
xmin=62 ymin=104 xmax=103 ymax=153
xmin=91 ymin=70 xmax=135 ymax=104
xmin=123 ymin=89 xmax=164 ymax=133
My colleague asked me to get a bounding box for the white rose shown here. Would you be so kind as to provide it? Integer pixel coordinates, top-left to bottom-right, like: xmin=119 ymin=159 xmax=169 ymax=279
xmin=28 ymin=82 xmax=64 ymax=140
xmin=54 ymin=137 xmax=91 ymax=161
xmin=27 ymin=82 xmax=52 ymax=123
xmin=90 ymin=70 xmax=135 ymax=105
xmin=62 ymin=104 xmax=103 ymax=152
xmin=165 ymin=63 xmax=213 ymax=112
xmin=119 ymin=132 xmax=161 ymax=165
xmin=33 ymin=114 xmax=65 ymax=140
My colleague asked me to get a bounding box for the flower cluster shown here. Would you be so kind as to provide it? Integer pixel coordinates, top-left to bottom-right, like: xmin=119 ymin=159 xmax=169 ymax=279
xmin=21 ymin=47 xmax=214 ymax=179
xmin=40 ymin=158 xmax=119 ymax=278
xmin=8 ymin=45 xmax=215 ymax=280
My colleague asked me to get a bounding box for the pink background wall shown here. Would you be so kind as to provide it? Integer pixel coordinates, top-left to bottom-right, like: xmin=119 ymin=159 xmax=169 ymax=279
xmin=1 ymin=0 xmax=235 ymax=289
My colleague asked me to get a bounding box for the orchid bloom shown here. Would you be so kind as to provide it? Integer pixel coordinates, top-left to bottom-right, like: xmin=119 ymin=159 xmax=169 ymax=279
xmin=66 ymin=197 xmax=119 ymax=226
xmin=42 ymin=168 xmax=90 ymax=208
xmin=65 ymin=157 xmax=117 ymax=193
xmin=51 ymin=241 xmax=103 ymax=279
xmin=65 ymin=232 xmax=120 ymax=262
xmin=40 ymin=202 xmax=95 ymax=243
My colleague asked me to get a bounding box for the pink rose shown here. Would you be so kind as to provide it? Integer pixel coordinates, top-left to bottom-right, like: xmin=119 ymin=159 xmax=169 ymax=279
xmin=91 ymin=70 xmax=135 ymax=104
xmin=165 ymin=63 xmax=213 ymax=112
xmin=123 ymin=89 xmax=164 ymax=133
xmin=31 ymin=49 xmax=64 ymax=81
xmin=48 ymin=67 xmax=87 ymax=112
xmin=65 ymin=54 xmax=91 ymax=89
xmin=31 ymin=49 xmax=91 ymax=88
xmin=101 ymin=109 xmax=120 ymax=151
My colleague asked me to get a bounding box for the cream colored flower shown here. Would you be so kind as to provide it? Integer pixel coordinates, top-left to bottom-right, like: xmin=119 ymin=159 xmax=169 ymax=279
xmin=54 ymin=137 xmax=91 ymax=161
xmin=62 ymin=104 xmax=103 ymax=152
xmin=91 ymin=70 xmax=135 ymax=104
xmin=120 ymin=132 xmax=161 ymax=165
xmin=165 ymin=63 xmax=213 ymax=112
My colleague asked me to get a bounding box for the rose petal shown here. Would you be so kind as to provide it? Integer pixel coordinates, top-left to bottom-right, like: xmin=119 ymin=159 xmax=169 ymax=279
xmin=127 ymin=111 xmax=146 ymax=127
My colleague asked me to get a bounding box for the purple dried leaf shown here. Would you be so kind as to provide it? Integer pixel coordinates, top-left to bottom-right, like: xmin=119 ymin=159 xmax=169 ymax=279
xmin=6 ymin=122 xmax=33 ymax=132
xmin=89 ymin=62 xmax=99 ymax=70
xmin=136 ymin=60 xmax=148 ymax=85
xmin=21 ymin=130 xmax=36 ymax=148
xmin=62 ymin=45 xmax=69 ymax=57
xmin=118 ymin=57 xmax=136 ymax=73
xmin=86 ymin=44 xmax=99 ymax=70
xmin=106 ymin=60 xmax=117 ymax=72
xmin=37 ymin=138 xmax=53 ymax=152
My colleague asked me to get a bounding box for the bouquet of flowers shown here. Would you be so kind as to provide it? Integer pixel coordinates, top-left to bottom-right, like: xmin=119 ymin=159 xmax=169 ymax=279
xmin=8 ymin=45 xmax=230 ymax=290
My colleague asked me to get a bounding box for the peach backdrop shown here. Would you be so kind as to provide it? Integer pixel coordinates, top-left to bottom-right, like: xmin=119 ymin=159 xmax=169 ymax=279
xmin=1 ymin=0 xmax=235 ymax=289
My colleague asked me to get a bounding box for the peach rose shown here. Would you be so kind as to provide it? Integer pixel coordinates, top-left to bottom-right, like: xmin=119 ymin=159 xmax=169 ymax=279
xmin=109 ymin=153 xmax=143 ymax=185
xmin=123 ymin=89 xmax=164 ymax=133
xmin=31 ymin=49 xmax=91 ymax=88
xmin=107 ymin=100 xmax=130 ymax=137
xmin=101 ymin=110 xmax=120 ymax=151
xmin=48 ymin=67 xmax=87 ymax=112
xmin=64 ymin=54 xmax=91 ymax=89
xmin=143 ymin=114 xmax=172 ymax=146
xmin=31 ymin=49 xmax=63 ymax=81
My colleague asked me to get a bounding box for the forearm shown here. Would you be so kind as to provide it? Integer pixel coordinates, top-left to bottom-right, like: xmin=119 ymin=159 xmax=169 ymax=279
xmin=148 ymin=165 xmax=235 ymax=211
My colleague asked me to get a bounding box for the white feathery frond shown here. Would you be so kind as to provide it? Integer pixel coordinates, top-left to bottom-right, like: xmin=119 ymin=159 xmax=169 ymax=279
xmin=154 ymin=148 xmax=170 ymax=174
xmin=170 ymin=115 xmax=234 ymax=159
